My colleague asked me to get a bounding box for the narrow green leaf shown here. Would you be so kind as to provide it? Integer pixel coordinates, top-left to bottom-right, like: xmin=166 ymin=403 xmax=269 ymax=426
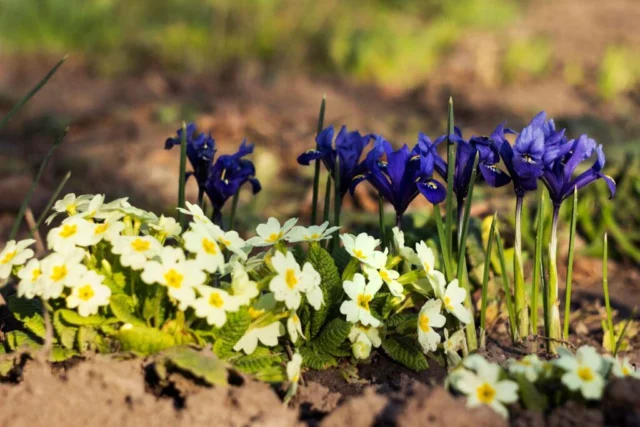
xmin=531 ymin=189 xmax=545 ymax=341
xmin=563 ymin=189 xmax=578 ymax=339
xmin=495 ymin=228 xmax=517 ymax=343
xmin=433 ymin=204 xmax=453 ymax=281
xmin=31 ymin=171 xmax=71 ymax=236
xmin=311 ymin=95 xmax=326 ymax=225
xmin=332 ymin=155 xmax=341 ymax=252
xmin=480 ymin=213 xmax=497 ymax=341
xmin=602 ymin=233 xmax=615 ymax=353
xmin=444 ymin=97 xmax=456 ymax=263
xmin=177 ymin=121 xmax=188 ymax=227
xmin=161 ymin=347 xmax=228 ymax=385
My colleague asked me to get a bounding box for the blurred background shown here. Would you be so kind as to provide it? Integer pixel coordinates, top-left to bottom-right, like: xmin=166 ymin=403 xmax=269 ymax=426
xmin=0 ymin=0 xmax=639 ymax=295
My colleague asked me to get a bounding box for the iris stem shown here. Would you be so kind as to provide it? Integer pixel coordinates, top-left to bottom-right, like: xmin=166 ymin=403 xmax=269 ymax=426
xmin=198 ymin=187 xmax=205 ymax=209
xmin=322 ymin=173 xmax=332 ymax=224
xmin=495 ymin=227 xmax=517 ymax=343
xmin=480 ymin=213 xmax=497 ymax=349
xmin=602 ymin=233 xmax=615 ymax=353
xmin=212 ymin=208 xmax=223 ymax=228
xmin=547 ymin=205 xmax=561 ymax=353
xmin=177 ymin=121 xmax=188 ymax=228
xmin=563 ymin=189 xmax=578 ymax=339
xmin=433 ymin=204 xmax=453 ymax=282
xmin=513 ymin=196 xmax=529 ymax=343
xmin=531 ymin=188 xmax=545 ymax=350
xmin=310 ymin=96 xmax=326 ymax=225
xmin=444 ymin=97 xmax=456 ymax=264
xmin=229 ymin=189 xmax=240 ymax=230
xmin=378 ymin=194 xmax=386 ymax=247
xmin=332 ymin=157 xmax=341 ymax=252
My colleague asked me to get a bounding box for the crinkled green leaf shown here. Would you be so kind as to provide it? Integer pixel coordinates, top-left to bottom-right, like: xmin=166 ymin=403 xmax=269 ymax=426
xmin=5 ymin=330 xmax=41 ymax=351
xmin=53 ymin=310 xmax=77 ymax=349
xmin=387 ymin=312 xmax=418 ymax=328
xmin=103 ymin=271 xmax=127 ymax=294
xmin=7 ymin=296 xmax=46 ymax=338
xmin=142 ymin=286 xmax=167 ymax=326
xmin=160 ymin=347 xmax=228 ymax=385
xmin=254 ymin=364 xmax=287 ymax=383
xmin=213 ymin=308 xmax=251 ymax=359
xmin=59 ymin=309 xmax=106 ymax=326
xmin=299 ymin=346 xmax=337 ymax=370
xmin=306 ymin=244 xmax=342 ymax=338
xmin=116 ymin=326 xmax=175 ymax=356
xmin=382 ymin=336 xmax=428 ymax=372
xmin=77 ymin=326 xmax=98 ymax=352
xmin=109 ymin=294 xmax=146 ymax=327
xmin=311 ymin=318 xmax=350 ymax=353
xmin=50 ymin=346 xmax=79 ymax=362
xmin=233 ymin=347 xmax=282 ymax=374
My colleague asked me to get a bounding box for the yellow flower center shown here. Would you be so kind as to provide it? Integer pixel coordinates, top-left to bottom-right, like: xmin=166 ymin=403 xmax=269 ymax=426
xmin=219 ymin=237 xmax=232 ymax=247
xmin=131 ymin=238 xmax=151 ymax=252
xmin=248 ymin=307 xmax=264 ymax=319
xmin=266 ymin=231 xmax=283 ymax=243
xmin=59 ymin=224 xmax=78 ymax=238
xmin=1 ymin=250 xmax=16 ymax=264
xmin=310 ymin=233 xmax=321 ymax=240
xmin=518 ymin=359 xmax=532 ymax=366
xmin=77 ymin=284 xmax=95 ymax=301
xmin=208 ymin=292 xmax=224 ymax=308
xmin=418 ymin=313 xmax=430 ymax=332
xmin=578 ymin=366 xmax=594 ymax=382
xmin=94 ymin=223 xmax=109 ymax=235
xmin=291 ymin=374 xmax=299 ymax=383
xmin=444 ymin=296 xmax=454 ymax=311
xmin=380 ymin=270 xmax=390 ymax=282
xmin=285 ymin=268 xmax=298 ymax=289
xmin=66 ymin=204 xmax=77 ymax=215
xmin=202 ymin=238 xmax=218 ymax=255
xmin=476 ymin=383 xmax=496 ymax=404
xmin=622 ymin=366 xmax=631 ymax=376
xmin=31 ymin=268 xmax=42 ymax=282
xmin=51 ymin=265 xmax=68 ymax=282
xmin=357 ymin=294 xmax=372 ymax=311
xmin=353 ymin=249 xmax=366 ymax=260
xmin=292 ymin=314 xmax=300 ymax=324
xmin=423 ymin=262 xmax=431 ymax=273
xmin=164 ymin=269 xmax=184 ymax=289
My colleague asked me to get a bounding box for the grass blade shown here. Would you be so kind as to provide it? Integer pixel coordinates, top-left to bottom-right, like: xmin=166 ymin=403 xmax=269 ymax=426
xmin=444 ymin=97 xmax=456 ymax=263
xmin=531 ymin=188 xmax=545 ymax=345
xmin=322 ymin=173 xmax=332 ymax=224
xmin=9 ymin=127 xmax=69 ymax=240
xmin=0 ymin=56 xmax=67 ymax=131
xmin=177 ymin=121 xmax=188 ymax=227
xmin=480 ymin=212 xmax=498 ymax=348
xmin=433 ymin=203 xmax=453 ymax=281
xmin=332 ymin=156 xmax=341 ymax=252
xmin=378 ymin=193 xmax=386 ymax=248
xmin=563 ymin=188 xmax=578 ymax=339
xmin=602 ymin=233 xmax=615 ymax=353
xmin=614 ymin=307 xmax=637 ymax=356
xmin=495 ymin=227 xmax=517 ymax=343
xmin=311 ymin=95 xmax=326 ymax=225
xmin=31 ymin=171 xmax=71 ymax=236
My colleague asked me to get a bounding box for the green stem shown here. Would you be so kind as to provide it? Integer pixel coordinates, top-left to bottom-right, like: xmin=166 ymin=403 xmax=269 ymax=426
xmin=433 ymin=204 xmax=453 ymax=282
xmin=444 ymin=97 xmax=456 ymax=263
xmin=31 ymin=171 xmax=71 ymax=236
xmin=177 ymin=121 xmax=188 ymax=228
xmin=496 ymin=228 xmax=517 ymax=343
xmin=480 ymin=213 xmax=497 ymax=349
xmin=322 ymin=173 xmax=332 ymax=224
xmin=547 ymin=205 xmax=561 ymax=353
xmin=563 ymin=189 xmax=578 ymax=339
xmin=531 ymin=189 xmax=545 ymax=348
xmin=310 ymin=96 xmax=326 ymax=225
xmin=229 ymin=190 xmax=240 ymax=230
xmin=602 ymin=233 xmax=615 ymax=353
xmin=378 ymin=194 xmax=386 ymax=248
xmin=332 ymin=157 xmax=341 ymax=252
xmin=513 ymin=197 xmax=529 ymax=343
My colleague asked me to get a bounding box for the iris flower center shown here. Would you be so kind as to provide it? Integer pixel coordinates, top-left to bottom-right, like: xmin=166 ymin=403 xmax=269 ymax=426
xmin=521 ymin=154 xmax=536 ymax=164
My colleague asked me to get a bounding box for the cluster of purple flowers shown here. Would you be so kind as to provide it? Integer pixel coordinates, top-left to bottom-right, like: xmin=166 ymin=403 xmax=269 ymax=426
xmin=165 ymin=124 xmax=261 ymax=215
xmin=297 ymin=112 xmax=616 ymax=223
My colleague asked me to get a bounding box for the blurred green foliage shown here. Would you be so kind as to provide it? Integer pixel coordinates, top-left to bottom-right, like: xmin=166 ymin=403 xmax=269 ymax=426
xmin=503 ymin=37 xmax=552 ymax=82
xmin=598 ymin=46 xmax=640 ymax=101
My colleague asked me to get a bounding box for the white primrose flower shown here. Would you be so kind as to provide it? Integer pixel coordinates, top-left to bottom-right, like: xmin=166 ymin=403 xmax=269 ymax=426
xmin=38 ymin=248 xmax=87 ymax=300
xmin=431 ymin=274 xmax=472 ymax=324
xmin=17 ymin=259 xmax=42 ymax=298
xmin=555 ymin=346 xmax=605 ymax=400
xmin=287 ymin=312 xmax=305 ymax=343
xmin=233 ymin=321 xmax=285 ymax=355
xmin=392 ymin=227 xmax=420 ymax=265
xmin=95 ymin=197 xmax=130 ymax=218
xmin=286 ymin=221 xmax=341 ymax=243
xmin=148 ymin=215 xmax=182 ymax=240
xmin=80 ymin=194 xmax=106 ymax=219
xmin=66 ymin=270 xmax=111 ymax=317
xmin=287 ymin=352 xmax=303 ymax=384
xmin=340 ymin=233 xmax=386 ymax=268
xmin=214 ymin=227 xmax=249 ymax=259
xmin=140 ymin=246 xmax=206 ymax=310
xmin=177 ymin=201 xmax=210 ymax=226
xmin=0 ymin=239 xmax=35 ymax=280
xmin=340 ymin=273 xmax=382 ymax=328
xmin=269 ymin=251 xmax=323 ymax=310
xmin=88 ymin=212 xmax=126 ymax=245
xmin=363 ymin=264 xmax=403 ymax=298
xmin=247 ymin=217 xmax=297 ymax=247
xmin=348 ymin=324 xmax=381 ymax=359
xmin=111 ymin=235 xmax=162 ymax=270
xmin=182 ymin=223 xmax=225 ymax=273
xmin=192 ymin=285 xmax=240 ymax=327
xmin=456 ymin=358 xmax=519 ymax=418
xmin=46 ymin=193 xmax=92 ymax=225
xmin=508 ymin=354 xmax=544 ymax=382
xmin=417 ymin=299 xmax=446 ymax=353
xmin=228 ymin=261 xmax=259 ymax=306
xmin=117 ymin=203 xmax=158 ymax=223
xmin=443 ymin=329 xmax=466 ymax=367
xmin=416 ymin=241 xmax=436 ymax=274
xmin=47 ymin=216 xmax=94 ymax=254
xmin=609 ymin=356 xmax=640 ymax=379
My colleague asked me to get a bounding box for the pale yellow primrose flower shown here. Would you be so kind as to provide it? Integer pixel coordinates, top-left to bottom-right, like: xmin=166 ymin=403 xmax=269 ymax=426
xmin=507 ymin=354 xmax=544 ymax=382
xmin=287 ymin=352 xmax=303 ymax=383
xmin=247 ymin=217 xmax=297 ymax=247
xmin=269 ymin=251 xmax=323 ymax=310
xmin=38 ymin=248 xmax=88 ymax=300
xmin=47 ymin=216 xmax=94 ymax=254
xmin=192 ymin=285 xmax=240 ymax=327
xmin=233 ymin=321 xmax=285 ymax=355
xmin=555 ymin=346 xmax=605 ymax=400
xmin=286 ymin=221 xmax=341 ymax=243
xmin=182 ymin=222 xmax=225 ymax=274
xmin=430 ymin=274 xmax=472 ymax=324
xmin=140 ymin=246 xmax=206 ymax=310
xmin=111 ymin=235 xmax=162 ymax=270
xmin=340 ymin=273 xmax=382 ymax=328
xmin=228 ymin=261 xmax=259 ymax=306
xmin=66 ymin=270 xmax=111 ymax=317
xmin=0 ymin=239 xmax=35 ymax=280
xmin=417 ymin=299 xmax=446 ymax=353
xmin=17 ymin=258 xmax=42 ymax=298
xmin=348 ymin=324 xmax=381 ymax=359
xmin=609 ymin=356 xmax=640 ymax=379
xmin=287 ymin=312 xmax=305 ymax=343
xmin=340 ymin=233 xmax=386 ymax=268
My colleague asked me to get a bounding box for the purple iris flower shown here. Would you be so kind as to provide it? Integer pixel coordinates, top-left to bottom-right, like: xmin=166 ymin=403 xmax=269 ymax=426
xmin=297 ymin=125 xmax=372 ymax=197
xmin=165 ymin=123 xmax=216 ymax=186
xmin=352 ymin=135 xmax=446 ymax=224
xmin=205 ymin=140 xmax=261 ymax=213
xmin=541 ymin=134 xmax=616 ymax=206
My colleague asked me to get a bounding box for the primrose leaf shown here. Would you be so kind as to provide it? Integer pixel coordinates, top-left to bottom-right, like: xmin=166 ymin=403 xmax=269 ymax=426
xmin=213 ymin=308 xmax=251 ymax=359
xmin=311 ymin=318 xmax=350 ymax=353
xmin=5 ymin=330 xmax=41 ymax=351
xmin=109 ymin=294 xmax=146 ymax=327
xmin=306 ymin=243 xmax=342 ymax=338
xmin=59 ymin=309 xmax=106 ymax=326
xmin=254 ymin=364 xmax=287 ymax=383
xmin=142 ymin=286 xmax=167 ymax=326
xmin=53 ymin=311 xmax=77 ymax=349
xmin=381 ymin=336 xmax=428 ymax=372
xmin=50 ymin=346 xmax=79 ymax=362
xmin=76 ymin=326 xmax=98 ymax=352
xmin=513 ymin=373 xmax=548 ymax=411
xmin=8 ymin=296 xmax=46 ymax=338
xmin=386 ymin=312 xmax=418 ymax=328
xmin=116 ymin=326 xmax=175 ymax=356
xmin=299 ymin=346 xmax=337 ymax=370
xmin=233 ymin=347 xmax=282 ymax=374
xmin=160 ymin=347 xmax=228 ymax=386
xmin=103 ymin=271 xmax=127 ymax=294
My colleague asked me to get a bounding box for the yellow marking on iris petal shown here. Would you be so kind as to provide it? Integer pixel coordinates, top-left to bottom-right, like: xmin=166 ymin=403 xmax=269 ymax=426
xmin=352 ymin=174 xmax=365 ymax=182
xmin=131 ymin=238 xmax=151 ymax=252
xmin=164 ymin=269 xmax=184 ymax=289
xmin=476 ymin=383 xmax=496 ymax=404
xmin=578 ymin=366 xmax=594 ymax=382
xmin=202 ymin=238 xmax=218 ymax=255
xmin=77 ymin=284 xmax=95 ymax=301
xmin=410 ymin=155 xmax=420 ymax=161
xmin=521 ymin=154 xmax=536 ymax=164
xmin=59 ymin=224 xmax=78 ymax=238
xmin=285 ymin=269 xmax=298 ymax=289
xmin=95 ymin=223 xmax=109 ymax=235
xmin=51 ymin=265 xmax=68 ymax=282
xmin=266 ymin=231 xmax=283 ymax=243
xmin=357 ymin=294 xmax=372 ymax=311
xmin=418 ymin=313 xmax=430 ymax=332
xmin=1 ymin=250 xmax=16 ymax=264
xmin=208 ymin=292 xmax=224 ymax=308
xmin=31 ymin=268 xmax=42 ymax=282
